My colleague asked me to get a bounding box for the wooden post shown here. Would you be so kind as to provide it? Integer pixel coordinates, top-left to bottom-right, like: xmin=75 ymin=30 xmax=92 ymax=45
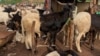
xmin=66 ymin=23 xmax=70 ymax=47
xmin=93 ymin=0 xmax=97 ymax=4
xmin=69 ymin=20 xmax=74 ymax=50
xmin=65 ymin=20 xmax=74 ymax=50
xmin=90 ymin=0 xmax=97 ymax=14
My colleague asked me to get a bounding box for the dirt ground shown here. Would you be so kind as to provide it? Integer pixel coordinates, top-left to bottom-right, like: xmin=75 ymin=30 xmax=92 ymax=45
xmin=0 ymin=25 xmax=100 ymax=56
xmin=0 ymin=38 xmax=100 ymax=56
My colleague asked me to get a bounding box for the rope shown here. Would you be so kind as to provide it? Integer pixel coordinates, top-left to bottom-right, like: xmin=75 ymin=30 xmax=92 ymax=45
xmin=65 ymin=18 xmax=71 ymax=25
xmin=58 ymin=18 xmax=71 ymax=33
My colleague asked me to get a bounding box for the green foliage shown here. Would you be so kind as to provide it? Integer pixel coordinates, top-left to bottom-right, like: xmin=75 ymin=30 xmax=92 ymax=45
xmin=0 ymin=0 xmax=22 ymax=4
xmin=78 ymin=0 xmax=91 ymax=2
xmin=96 ymin=12 xmax=100 ymax=15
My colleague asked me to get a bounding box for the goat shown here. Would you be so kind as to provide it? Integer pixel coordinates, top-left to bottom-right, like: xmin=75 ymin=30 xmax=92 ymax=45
xmin=46 ymin=51 xmax=60 ymax=56
xmin=6 ymin=8 xmax=24 ymax=44
xmin=7 ymin=8 xmax=22 ymax=33
xmin=87 ymin=14 xmax=100 ymax=50
xmin=7 ymin=8 xmax=40 ymax=50
xmin=46 ymin=50 xmax=78 ymax=56
xmin=0 ymin=5 xmax=17 ymax=25
xmin=40 ymin=4 xmax=74 ymax=50
xmin=84 ymin=6 xmax=100 ymax=51
xmin=21 ymin=9 xmax=41 ymax=49
xmin=73 ymin=12 xmax=91 ymax=52
xmin=7 ymin=7 xmax=44 ymax=49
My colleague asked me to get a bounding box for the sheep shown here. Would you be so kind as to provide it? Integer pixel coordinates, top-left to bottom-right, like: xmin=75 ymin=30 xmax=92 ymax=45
xmin=0 ymin=6 xmax=5 ymax=12
xmin=0 ymin=12 xmax=11 ymax=25
xmin=73 ymin=12 xmax=91 ymax=53
xmin=0 ymin=5 xmax=17 ymax=26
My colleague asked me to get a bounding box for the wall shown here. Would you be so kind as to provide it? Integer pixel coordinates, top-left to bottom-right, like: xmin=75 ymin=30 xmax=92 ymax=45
xmin=77 ymin=2 xmax=90 ymax=12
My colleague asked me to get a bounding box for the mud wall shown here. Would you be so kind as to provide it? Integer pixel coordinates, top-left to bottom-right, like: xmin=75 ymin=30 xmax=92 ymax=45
xmin=77 ymin=2 xmax=90 ymax=12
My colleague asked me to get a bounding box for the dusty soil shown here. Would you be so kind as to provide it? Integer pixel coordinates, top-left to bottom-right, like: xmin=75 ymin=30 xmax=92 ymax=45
xmin=0 ymin=38 xmax=100 ymax=56
xmin=0 ymin=24 xmax=100 ymax=56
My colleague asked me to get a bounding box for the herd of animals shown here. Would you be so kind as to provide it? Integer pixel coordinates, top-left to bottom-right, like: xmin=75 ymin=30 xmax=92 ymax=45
xmin=0 ymin=1 xmax=100 ymax=56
